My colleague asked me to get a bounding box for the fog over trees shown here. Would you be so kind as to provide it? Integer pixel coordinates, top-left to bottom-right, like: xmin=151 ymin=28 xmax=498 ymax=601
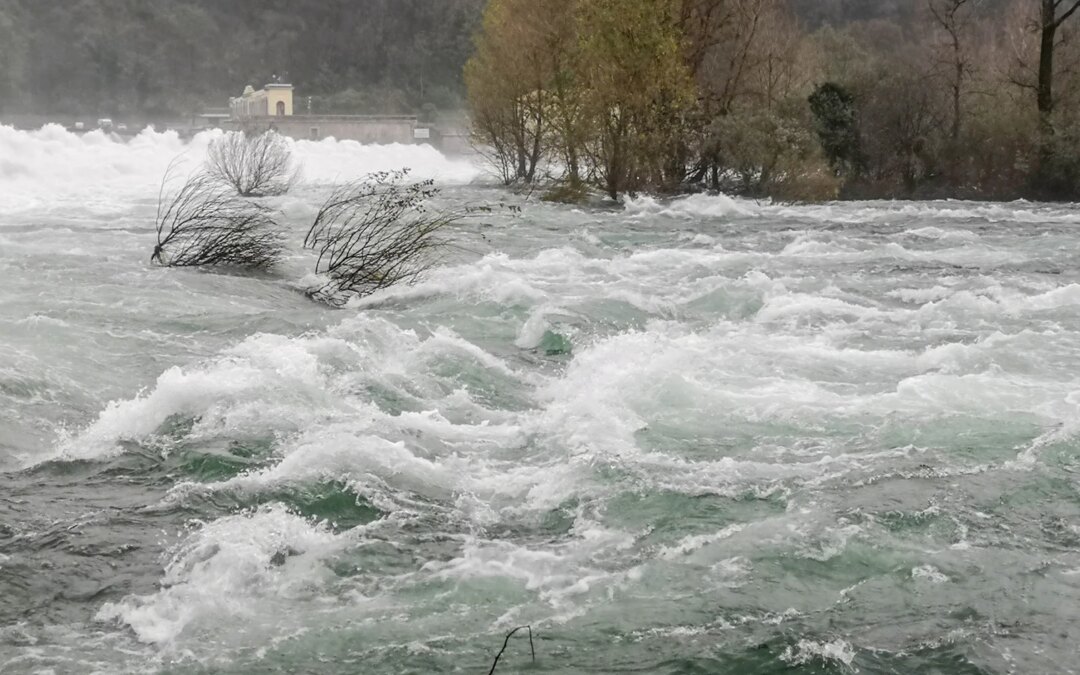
xmin=0 ymin=0 xmax=485 ymax=116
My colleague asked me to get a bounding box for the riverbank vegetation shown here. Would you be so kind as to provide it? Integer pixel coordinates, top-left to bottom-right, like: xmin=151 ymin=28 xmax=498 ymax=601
xmin=206 ymin=131 xmax=299 ymax=198
xmin=466 ymin=0 xmax=1080 ymax=201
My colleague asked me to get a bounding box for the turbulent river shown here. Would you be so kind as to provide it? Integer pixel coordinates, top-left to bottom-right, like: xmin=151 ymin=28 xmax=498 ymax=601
xmin=2 ymin=125 xmax=1080 ymax=674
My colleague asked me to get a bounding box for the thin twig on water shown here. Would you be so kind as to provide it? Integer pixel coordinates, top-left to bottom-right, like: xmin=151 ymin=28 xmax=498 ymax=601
xmin=487 ymin=625 xmax=535 ymax=675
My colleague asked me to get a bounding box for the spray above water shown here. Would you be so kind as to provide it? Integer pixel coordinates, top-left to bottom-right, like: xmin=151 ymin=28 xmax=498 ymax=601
xmin=0 ymin=124 xmax=481 ymax=213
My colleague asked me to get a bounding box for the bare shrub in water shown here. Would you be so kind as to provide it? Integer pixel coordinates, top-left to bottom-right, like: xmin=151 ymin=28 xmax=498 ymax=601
xmin=303 ymin=169 xmax=458 ymax=306
xmin=151 ymin=170 xmax=284 ymax=269
xmin=205 ymin=130 xmax=299 ymax=197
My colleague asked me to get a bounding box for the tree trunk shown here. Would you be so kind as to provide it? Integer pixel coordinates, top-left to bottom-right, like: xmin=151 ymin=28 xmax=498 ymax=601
xmin=1038 ymin=0 xmax=1056 ymax=144
xmin=951 ymin=43 xmax=962 ymax=142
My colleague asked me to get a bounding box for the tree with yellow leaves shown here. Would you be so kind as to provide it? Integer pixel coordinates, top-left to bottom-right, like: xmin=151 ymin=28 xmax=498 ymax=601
xmin=576 ymin=0 xmax=696 ymax=197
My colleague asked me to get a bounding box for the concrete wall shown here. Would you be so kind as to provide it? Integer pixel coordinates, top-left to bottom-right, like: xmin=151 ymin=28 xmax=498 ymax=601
xmin=236 ymin=115 xmax=418 ymax=145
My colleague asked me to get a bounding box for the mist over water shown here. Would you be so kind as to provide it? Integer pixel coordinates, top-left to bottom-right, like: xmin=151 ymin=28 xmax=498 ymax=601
xmin=2 ymin=126 xmax=1080 ymax=674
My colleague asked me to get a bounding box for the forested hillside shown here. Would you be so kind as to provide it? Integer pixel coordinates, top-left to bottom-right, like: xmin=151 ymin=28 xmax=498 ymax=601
xmin=0 ymin=0 xmax=484 ymax=116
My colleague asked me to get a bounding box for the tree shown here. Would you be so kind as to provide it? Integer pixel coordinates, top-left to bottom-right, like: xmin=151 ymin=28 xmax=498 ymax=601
xmin=809 ymin=82 xmax=861 ymax=174
xmin=151 ymin=170 xmax=284 ymax=269
xmin=927 ymin=0 xmax=976 ymax=142
xmin=859 ymin=63 xmax=946 ymax=194
xmin=1035 ymin=0 xmax=1080 ymax=192
xmin=0 ymin=1 xmax=26 ymax=110
xmin=205 ymin=131 xmax=299 ymax=198
xmin=302 ymin=170 xmax=458 ymax=306
xmin=685 ymin=0 xmax=808 ymax=189
xmin=464 ymin=0 xmax=546 ymax=183
xmin=1038 ymin=0 xmax=1080 ymax=136
xmin=576 ymin=0 xmax=695 ymax=197
xmin=464 ymin=0 xmax=578 ymax=184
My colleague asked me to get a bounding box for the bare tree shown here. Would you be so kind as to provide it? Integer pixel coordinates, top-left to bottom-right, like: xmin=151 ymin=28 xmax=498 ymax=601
xmin=302 ymin=170 xmax=458 ymax=306
xmin=151 ymin=169 xmax=284 ymax=269
xmin=205 ymin=130 xmax=299 ymax=197
xmin=1039 ymin=0 xmax=1080 ymax=132
xmin=927 ymin=0 xmax=976 ymax=142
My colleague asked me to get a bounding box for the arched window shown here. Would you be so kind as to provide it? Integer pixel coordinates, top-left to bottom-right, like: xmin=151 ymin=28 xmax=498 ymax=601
xmin=276 ymin=101 xmax=286 ymax=116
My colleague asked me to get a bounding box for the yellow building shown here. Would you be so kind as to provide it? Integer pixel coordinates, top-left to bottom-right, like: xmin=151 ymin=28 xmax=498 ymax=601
xmin=226 ymin=81 xmax=424 ymax=145
xmin=230 ymin=83 xmax=294 ymax=118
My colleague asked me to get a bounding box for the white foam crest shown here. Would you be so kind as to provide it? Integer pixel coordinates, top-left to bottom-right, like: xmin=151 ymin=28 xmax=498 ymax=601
xmin=96 ymin=505 xmax=341 ymax=645
xmin=1006 ymin=413 xmax=1080 ymax=468
xmin=888 ymin=285 xmax=955 ymax=304
xmin=13 ymin=313 xmax=72 ymax=328
xmin=903 ymin=226 xmax=980 ymax=243
xmin=913 ymin=284 xmax=1080 ymax=318
xmin=658 ymin=524 xmax=746 ymax=560
xmin=525 ymin=312 xmax=1080 ymax=489
xmin=778 ymin=237 xmax=1015 ymax=267
xmin=780 ymin=237 xmax=857 ymax=257
xmin=755 ymin=293 xmax=885 ymax=324
xmin=49 ymin=307 xmax=542 ymax=469
xmin=54 ymin=333 xmax=347 ymax=461
xmin=1007 ymin=284 xmax=1080 ymax=311
xmin=911 ymin=564 xmax=949 ymax=583
xmin=765 ymin=199 xmax=1080 ymax=225
xmin=351 ymin=253 xmax=549 ymax=308
xmin=515 ymin=304 xmax=575 ymax=349
xmin=327 ymin=315 xmax=527 ymax=400
xmin=220 ymin=429 xmax=460 ymax=500
xmin=780 ymin=639 xmax=857 ymax=667
xmin=164 ymin=401 xmax=586 ymax=521
xmin=763 ymin=330 xmax=1031 ymax=377
xmin=623 ymin=193 xmax=758 ymax=219
xmin=421 ymin=527 xmax=636 ymax=610
xmin=533 ymin=329 xmax=666 ymax=458
xmin=356 ymin=245 xmax=772 ymax=318
xmin=889 ymin=370 xmax=1070 ymax=417
xmin=123 ymin=314 xmax=587 ymax=518
xmin=421 ymin=326 xmax=519 ymax=377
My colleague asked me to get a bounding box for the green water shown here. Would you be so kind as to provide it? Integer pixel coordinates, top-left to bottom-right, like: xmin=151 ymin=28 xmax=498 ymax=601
xmin=3 ymin=130 xmax=1080 ymax=673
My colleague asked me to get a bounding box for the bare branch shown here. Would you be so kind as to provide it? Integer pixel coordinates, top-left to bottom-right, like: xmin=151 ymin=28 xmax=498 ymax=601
xmin=1052 ymin=0 xmax=1080 ymax=28
xmin=206 ymin=131 xmax=300 ymax=197
xmin=302 ymin=170 xmax=463 ymax=306
xmin=487 ymin=626 xmax=535 ymax=675
xmin=152 ymin=170 xmax=284 ymax=270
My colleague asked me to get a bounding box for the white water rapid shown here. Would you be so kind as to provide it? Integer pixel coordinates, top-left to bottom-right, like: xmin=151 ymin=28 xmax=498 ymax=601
xmin=2 ymin=125 xmax=1080 ymax=674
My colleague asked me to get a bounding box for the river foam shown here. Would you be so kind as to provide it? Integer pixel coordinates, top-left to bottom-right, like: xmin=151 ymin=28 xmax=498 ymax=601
xmin=3 ymin=129 xmax=1080 ymax=673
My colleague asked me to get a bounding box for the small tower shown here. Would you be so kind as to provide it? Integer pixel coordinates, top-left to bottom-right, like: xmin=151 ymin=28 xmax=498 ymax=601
xmin=229 ymin=83 xmax=294 ymax=119
xmin=265 ymin=83 xmax=294 ymax=117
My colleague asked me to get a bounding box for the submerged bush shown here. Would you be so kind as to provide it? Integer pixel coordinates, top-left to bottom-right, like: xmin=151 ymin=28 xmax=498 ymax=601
xmin=151 ymin=171 xmax=284 ymax=269
xmin=206 ymin=131 xmax=299 ymax=197
xmin=302 ymin=169 xmax=458 ymax=306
